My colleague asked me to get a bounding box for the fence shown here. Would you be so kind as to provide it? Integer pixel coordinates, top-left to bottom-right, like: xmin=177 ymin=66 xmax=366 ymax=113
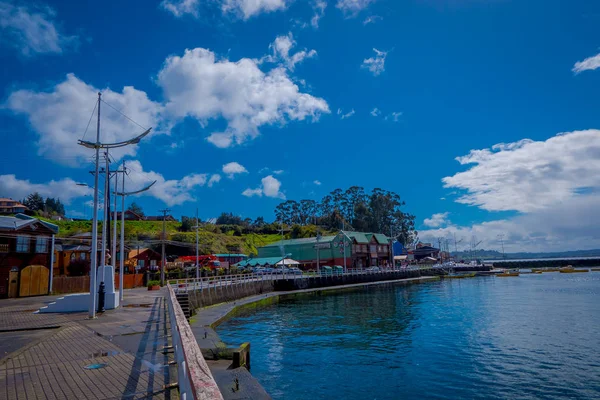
xmin=166 ymin=283 xmax=223 ymax=400
xmin=52 ymin=273 xmax=145 ymax=294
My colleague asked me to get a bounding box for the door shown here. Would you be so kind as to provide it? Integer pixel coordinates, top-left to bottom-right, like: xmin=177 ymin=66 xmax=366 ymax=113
xmin=19 ymin=265 xmax=49 ymax=297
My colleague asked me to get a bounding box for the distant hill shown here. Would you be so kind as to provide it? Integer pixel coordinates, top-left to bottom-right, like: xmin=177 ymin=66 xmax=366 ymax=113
xmin=454 ymin=249 xmax=600 ymax=260
xmin=39 ymin=218 xmax=283 ymax=255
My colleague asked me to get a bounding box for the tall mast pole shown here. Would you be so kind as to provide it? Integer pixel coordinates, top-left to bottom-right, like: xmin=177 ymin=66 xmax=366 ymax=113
xmin=195 ymin=208 xmax=199 ymax=281
xmin=89 ymin=93 xmax=101 ymax=318
xmin=101 ymin=151 xmax=109 ymax=280
xmin=112 ymin=170 xmax=118 ymax=266
xmin=119 ymin=160 xmax=125 ymax=302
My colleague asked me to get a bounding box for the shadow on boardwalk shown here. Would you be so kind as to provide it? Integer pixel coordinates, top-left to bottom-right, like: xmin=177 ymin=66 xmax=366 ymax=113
xmin=0 ymin=288 xmax=177 ymax=400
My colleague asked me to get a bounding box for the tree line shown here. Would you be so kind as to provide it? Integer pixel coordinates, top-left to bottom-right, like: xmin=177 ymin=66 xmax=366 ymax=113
xmin=20 ymin=192 xmax=66 ymax=216
xmin=177 ymin=187 xmax=417 ymax=244
xmin=273 ymin=186 xmax=416 ymax=245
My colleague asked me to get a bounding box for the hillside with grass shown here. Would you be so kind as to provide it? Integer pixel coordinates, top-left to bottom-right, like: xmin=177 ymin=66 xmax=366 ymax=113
xmin=41 ymin=218 xmax=288 ymax=256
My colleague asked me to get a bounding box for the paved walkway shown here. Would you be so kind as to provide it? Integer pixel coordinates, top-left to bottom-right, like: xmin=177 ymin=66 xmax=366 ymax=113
xmin=0 ymin=288 xmax=177 ymax=400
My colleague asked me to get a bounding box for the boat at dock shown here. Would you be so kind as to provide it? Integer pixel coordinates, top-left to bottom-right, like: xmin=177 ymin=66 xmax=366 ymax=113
xmin=559 ymin=265 xmax=589 ymax=273
xmin=531 ymin=268 xmax=560 ymax=272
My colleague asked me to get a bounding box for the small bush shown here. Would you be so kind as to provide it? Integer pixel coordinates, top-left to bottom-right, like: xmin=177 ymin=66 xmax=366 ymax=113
xmin=147 ymin=280 xmax=160 ymax=287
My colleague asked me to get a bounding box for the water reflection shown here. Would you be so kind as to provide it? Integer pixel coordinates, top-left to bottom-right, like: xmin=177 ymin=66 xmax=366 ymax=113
xmin=218 ymin=275 xmax=600 ymax=400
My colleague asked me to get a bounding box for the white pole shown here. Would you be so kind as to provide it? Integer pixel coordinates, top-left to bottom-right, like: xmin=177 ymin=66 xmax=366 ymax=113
xmin=112 ymin=171 xmax=118 ymax=269
xmin=101 ymin=150 xmax=109 ymax=281
xmin=89 ymin=93 xmax=101 ymax=319
xmin=49 ymin=234 xmax=55 ymax=293
xmin=342 ymin=225 xmax=346 ymax=273
xmin=195 ymin=209 xmax=199 ymax=281
xmin=119 ymin=160 xmax=125 ymax=302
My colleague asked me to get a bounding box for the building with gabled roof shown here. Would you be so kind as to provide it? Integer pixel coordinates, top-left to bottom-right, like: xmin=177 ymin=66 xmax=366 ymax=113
xmin=257 ymin=230 xmax=392 ymax=269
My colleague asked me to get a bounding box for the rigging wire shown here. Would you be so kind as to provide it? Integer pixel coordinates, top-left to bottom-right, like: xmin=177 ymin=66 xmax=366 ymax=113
xmin=100 ymin=99 xmax=148 ymax=131
xmin=81 ymin=100 xmax=98 ymax=141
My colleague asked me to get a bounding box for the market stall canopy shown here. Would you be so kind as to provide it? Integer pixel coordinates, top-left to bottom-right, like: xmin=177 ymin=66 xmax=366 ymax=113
xmin=276 ymin=258 xmax=300 ymax=266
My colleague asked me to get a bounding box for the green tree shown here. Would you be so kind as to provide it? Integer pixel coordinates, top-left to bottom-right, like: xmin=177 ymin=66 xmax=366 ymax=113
xmin=127 ymin=202 xmax=144 ymax=217
xmin=24 ymin=192 xmax=45 ymax=212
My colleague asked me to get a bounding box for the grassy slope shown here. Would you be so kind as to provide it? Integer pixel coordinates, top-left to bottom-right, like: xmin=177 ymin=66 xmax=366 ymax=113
xmin=40 ymin=218 xmax=281 ymax=255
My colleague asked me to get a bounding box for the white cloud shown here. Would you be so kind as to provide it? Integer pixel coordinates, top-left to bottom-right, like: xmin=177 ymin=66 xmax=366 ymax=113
xmin=421 ymin=130 xmax=600 ymax=252
xmin=423 ymin=212 xmax=450 ymax=228
xmin=125 ymin=160 xmax=213 ymax=206
xmin=313 ymin=180 xmax=322 ymax=185
xmin=262 ymin=32 xmax=317 ymax=71
xmin=370 ymin=107 xmax=381 ymax=117
xmin=419 ymin=194 xmax=600 ymax=252
xmin=573 ymin=52 xmax=600 ymax=74
xmin=242 ymin=188 xmax=263 ymax=197
xmin=242 ymin=175 xmax=285 ymax=199
xmin=442 ymin=130 xmax=600 ymax=213
xmin=336 ymin=0 xmax=375 ymax=17
xmin=361 ymin=48 xmax=387 ymax=76
xmin=363 ymin=15 xmax=381 ymax=25
xmin=6 ymin=74 xmax=164 ymax=167
xmin=222 ymin=0 xmax=288 ymax=19
xmin=158 ymin=48 xmax=329 ymax=149
xmin=208 ymin=174 xmax=221 ymax=187
xmin=385 ymin=111 xmax=402 ymax=121
xmin=222 ymin=162 xmax=248 ymax=178
xmin=0 ymin=1 xmax=77 ymax=56
xmin=273 ymin=169 xmax=284 ymax=175
xmin=0 ymin=174 xmax=91 ymax=204
xmin=161 ymin=0 xmax=288 ymax=19
xmin=311 ymin=0 xmax=327 ymax=28
xmin=160 ymin=0 xmax=199 ymax=17
xmin=337 ymin=108 xmax=355 ymax=119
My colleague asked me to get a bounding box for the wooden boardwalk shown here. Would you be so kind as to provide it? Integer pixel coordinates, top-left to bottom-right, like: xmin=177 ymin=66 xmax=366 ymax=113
xmin=0 ymin=289 xmax=178 ymax=400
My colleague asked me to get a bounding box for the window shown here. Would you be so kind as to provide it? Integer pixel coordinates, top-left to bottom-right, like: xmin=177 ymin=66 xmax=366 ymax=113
xmin=70 ymin=253 xmax=76 ymax=261
xmin=138 ymin=260 xmax=145 ymax=268
xmin=150 ymin=260 xmax=157 ymax=267
xmin=35 ymin=237 xmax=48 ymax=253
xmin=80 ymin=252 xmax=86 ymax=260
xmin=16 ymin=236 xmax=29 ymax=253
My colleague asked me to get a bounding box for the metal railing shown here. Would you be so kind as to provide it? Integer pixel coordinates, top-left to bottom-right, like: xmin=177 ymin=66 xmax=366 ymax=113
xmin=168 ymin=266 xmax=431 ymax=293
xmin=166 ymin=283 xmax=224 ymax=400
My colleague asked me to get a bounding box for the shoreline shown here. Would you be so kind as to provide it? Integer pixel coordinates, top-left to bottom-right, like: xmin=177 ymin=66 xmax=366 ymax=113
xmin=189 ymin=275 xmax=440 ymax=399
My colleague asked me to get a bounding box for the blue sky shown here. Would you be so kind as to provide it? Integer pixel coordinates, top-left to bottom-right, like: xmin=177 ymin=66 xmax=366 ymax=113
xmin=1 ymin=0 xmax=600 ymax=252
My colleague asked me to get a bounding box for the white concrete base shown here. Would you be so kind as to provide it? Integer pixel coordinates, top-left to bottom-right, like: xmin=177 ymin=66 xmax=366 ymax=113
xmin=38 ymin=265 xmax=119 ymax=313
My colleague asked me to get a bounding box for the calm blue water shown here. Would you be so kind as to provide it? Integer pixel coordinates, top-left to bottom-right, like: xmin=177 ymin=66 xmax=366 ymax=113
xmin=217 ymin=274 xmax=600 ymax=399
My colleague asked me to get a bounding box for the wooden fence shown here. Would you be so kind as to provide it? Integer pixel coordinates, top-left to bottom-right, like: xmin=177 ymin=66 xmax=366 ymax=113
xmin=52 ymin=273 xmax=145 ymax=294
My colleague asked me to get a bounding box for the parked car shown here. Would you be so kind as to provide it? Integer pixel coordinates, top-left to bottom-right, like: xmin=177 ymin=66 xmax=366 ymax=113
xmin=285 ymin=267 xmax=303 ymax=275
xmin=366 ymin=266 xmax=380 ymax=272
xmin=332 ymin=265 xmax=344 ymax=275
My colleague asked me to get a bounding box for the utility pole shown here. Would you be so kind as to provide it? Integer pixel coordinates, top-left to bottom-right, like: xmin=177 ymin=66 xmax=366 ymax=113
xmin=88 ymin=92 xmax=101 ymax=319
xmin=160 ymin=208 xmax=171 ymax=286
xmin=119 ymin=161 xmax=125 ymax=302
xmin=101 ymin=152 xmax=109 ymax=274
xmin=112 ymin=168 xmax=119 ymax=268
xmin=195 ymin=208 xmax=199 ymax=280
xmin=342 ymin=222 xmax=347 ymax=273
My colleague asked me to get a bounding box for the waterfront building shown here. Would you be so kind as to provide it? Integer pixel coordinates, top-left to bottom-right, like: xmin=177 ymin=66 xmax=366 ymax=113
xmin=0 ymin=214 xmax=58 ymax=298
xmin=257 ymin=231 xmax=392 ymax=270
